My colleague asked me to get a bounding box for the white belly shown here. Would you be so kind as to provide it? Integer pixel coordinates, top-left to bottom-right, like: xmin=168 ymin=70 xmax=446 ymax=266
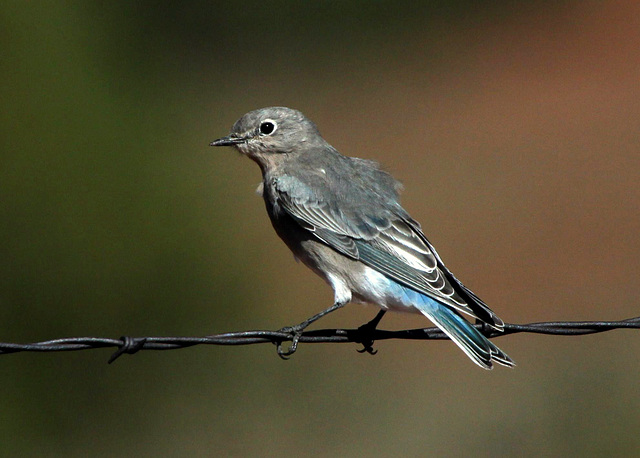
xmin=336 ymin=265 xmax=423 ymax=314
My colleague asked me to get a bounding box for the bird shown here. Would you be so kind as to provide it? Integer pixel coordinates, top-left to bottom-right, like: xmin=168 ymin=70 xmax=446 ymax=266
xmin=210 ymin=107 xmax=514 ymax=369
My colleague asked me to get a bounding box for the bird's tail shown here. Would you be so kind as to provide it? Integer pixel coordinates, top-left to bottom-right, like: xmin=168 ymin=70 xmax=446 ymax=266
xmin=406 ymin=288 xmax=514 ymax=369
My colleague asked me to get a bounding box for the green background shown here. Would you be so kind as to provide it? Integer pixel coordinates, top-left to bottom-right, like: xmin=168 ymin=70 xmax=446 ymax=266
xmin=2 ymin=1 xmax=639 ymax=456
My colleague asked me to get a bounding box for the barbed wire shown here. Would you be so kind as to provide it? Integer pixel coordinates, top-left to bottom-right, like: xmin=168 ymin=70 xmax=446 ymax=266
xmin=1 ymin=316 xmax=639 ymax=363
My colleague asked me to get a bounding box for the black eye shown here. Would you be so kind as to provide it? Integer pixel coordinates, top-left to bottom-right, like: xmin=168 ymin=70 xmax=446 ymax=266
xmin=259 ymin=120 xmax=277 ymax=136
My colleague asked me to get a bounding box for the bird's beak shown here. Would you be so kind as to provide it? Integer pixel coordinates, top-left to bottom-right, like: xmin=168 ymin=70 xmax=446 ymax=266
xmin=209 ymin=134 xmax=246 ymax=147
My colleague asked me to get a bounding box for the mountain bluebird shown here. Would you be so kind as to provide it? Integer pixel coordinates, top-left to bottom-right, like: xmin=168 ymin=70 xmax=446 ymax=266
xmin=210 ymin=107 xmax=514 ymax=369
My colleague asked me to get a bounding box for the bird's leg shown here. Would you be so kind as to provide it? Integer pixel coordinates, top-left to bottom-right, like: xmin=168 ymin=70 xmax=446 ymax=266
xmin=356 ymin=309 xmax=387 ymax=355
xmin=276 ymin=301 xmax=346 ymax=359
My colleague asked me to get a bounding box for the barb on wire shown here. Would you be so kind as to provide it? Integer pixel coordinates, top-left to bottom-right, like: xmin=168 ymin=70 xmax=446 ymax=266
xmin=1 ymin=316 xmax=639 ymax=363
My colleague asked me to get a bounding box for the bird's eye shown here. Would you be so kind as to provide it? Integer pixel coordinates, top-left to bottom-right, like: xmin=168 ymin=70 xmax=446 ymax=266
xmin=259 ymin=120 xmax=277 ymax=136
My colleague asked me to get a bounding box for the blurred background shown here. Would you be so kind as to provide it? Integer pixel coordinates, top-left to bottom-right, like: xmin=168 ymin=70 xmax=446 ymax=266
xmin=1 ymin=1 xmax=639 ymax=456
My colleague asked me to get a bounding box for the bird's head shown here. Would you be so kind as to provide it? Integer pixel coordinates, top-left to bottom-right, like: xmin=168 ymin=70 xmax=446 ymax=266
xmin=210 ymin=107 xmax=327 ymax=171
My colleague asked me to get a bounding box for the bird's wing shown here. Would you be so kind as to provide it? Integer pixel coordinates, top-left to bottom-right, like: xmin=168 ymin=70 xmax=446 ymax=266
xmin=274 ymin=176 xmax=501 ymax=326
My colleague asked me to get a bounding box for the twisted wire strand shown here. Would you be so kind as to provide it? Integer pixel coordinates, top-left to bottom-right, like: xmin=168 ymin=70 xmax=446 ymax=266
xmin=1 ymin=316 xmax=639 ymax=363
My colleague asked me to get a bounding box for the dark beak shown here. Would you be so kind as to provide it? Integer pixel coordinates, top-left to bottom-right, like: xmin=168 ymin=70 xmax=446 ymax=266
xmin=209 ymin=135 xmax=246 ymax=147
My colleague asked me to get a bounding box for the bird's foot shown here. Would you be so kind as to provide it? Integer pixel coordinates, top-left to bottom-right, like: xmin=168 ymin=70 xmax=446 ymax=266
xmin=355 ymin=310 xmax=386 ymax=355
xmin=356 ymin=321 xmax=378 ymax=355
xmin=275 ymin=323 xmax=307 ymax=360
xmin=275 ymin=302 xmax=347 ymax=359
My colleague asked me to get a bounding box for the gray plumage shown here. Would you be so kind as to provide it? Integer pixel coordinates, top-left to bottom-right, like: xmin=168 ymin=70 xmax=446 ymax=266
xmin=210 ymin=107 xmax=514 ymax=369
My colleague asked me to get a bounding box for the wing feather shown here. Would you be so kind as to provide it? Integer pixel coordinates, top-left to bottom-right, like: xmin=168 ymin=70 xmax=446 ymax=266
xmin=273 ymin=176 xmax=499 ymax=326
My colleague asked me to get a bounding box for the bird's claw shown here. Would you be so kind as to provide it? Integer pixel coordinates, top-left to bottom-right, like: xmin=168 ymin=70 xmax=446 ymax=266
xmin=356 ymin=344 xmax=378 ymax=355
xmin=276 ymin=325 xmax=304 ymax=360
xmin=355 ymin=320 xmax=381 ymax=356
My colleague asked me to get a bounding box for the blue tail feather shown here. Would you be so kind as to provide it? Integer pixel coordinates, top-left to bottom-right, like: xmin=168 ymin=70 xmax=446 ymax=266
xmin=398 ymin=285 xmax=514 ymax=369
